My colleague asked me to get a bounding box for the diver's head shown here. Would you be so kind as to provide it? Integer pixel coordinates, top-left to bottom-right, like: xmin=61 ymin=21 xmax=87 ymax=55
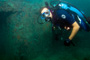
xmin=41 ymin=7 xmax=52 ymax=22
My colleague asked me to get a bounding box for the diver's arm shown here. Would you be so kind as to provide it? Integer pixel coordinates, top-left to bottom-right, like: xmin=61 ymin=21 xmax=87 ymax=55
xmin=69 ymin=21 xmax=80 ymax=40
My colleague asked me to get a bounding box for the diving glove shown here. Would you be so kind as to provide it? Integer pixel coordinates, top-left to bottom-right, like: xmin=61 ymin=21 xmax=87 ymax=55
xmin=64 ymin=39 xmax=71 ymax=46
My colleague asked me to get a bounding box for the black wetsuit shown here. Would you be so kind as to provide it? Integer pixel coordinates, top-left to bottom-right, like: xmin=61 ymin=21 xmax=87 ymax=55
xmin=52 ymin=9 xmax=90 ymax=31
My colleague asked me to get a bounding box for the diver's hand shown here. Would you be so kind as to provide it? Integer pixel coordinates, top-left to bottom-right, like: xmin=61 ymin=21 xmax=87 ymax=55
xmin=64 ymin=39 xmax=71 ymax=46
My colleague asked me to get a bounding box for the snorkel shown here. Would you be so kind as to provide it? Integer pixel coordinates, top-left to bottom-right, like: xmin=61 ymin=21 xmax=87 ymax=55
xmin=41 ymin=2 xmax=53 ymax=22
xmin=37 ymin=1 xmax=54 ymax=24
xmin=45 ymin=2 xmax=53 ymax=14
xmin=37 ymin=2 xmax=51 ymax=24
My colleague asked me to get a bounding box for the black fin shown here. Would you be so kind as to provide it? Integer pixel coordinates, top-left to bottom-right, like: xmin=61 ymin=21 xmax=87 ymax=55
xmin=86 ymin=17 xmax=90 ymax=24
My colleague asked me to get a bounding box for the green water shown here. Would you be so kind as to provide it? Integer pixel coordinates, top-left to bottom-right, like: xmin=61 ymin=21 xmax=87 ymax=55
xmin=0 ymin=0 xmax=90 ymax=60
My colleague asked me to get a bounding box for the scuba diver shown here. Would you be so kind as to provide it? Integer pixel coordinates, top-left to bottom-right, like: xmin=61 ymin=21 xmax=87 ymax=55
xmin=39 ymin=1 xmax=90 ymax=46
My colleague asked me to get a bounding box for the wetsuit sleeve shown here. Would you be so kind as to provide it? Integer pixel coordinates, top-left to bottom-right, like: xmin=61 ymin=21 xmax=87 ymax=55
xmin=65 ymin=13 xmax=75 ymax=25
xmin=56 ymin=9 xmax=75 ymax=25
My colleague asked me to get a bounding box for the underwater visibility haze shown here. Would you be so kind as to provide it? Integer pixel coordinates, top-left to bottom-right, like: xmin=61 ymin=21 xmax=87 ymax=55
xmin=0 ymin=0 xmax=90 ymax=60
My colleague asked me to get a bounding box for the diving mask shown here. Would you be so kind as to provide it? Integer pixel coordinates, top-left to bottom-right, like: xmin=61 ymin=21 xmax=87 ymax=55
xmin=41 ymin=10 xmax=50 ymax=19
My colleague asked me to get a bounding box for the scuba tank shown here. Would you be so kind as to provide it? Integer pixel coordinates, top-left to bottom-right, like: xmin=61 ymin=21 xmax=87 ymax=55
xmin=50 ymin=1 xmax=90 ymax=31
xmin=50 ymin=1 xmax=89 ymax=24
